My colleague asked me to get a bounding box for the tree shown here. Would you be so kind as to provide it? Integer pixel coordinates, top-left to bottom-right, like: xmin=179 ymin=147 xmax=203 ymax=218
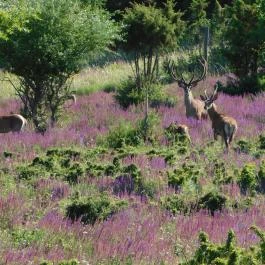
xmin=0 ymin=0 xmax=119 ymax=132
xmin=223 ymin=0 xmax=265 ymax=92
xmin=121 ymin=1 xmax=185 ymax=104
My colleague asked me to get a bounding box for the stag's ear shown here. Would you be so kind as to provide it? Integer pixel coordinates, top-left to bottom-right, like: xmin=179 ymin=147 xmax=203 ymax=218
xmin=212 ymin=93 xmax=218 ymax=101
xmin=177 ymin=80 xmax=185 ymax=88
xmin=190 ymin=81 xmax=199 ymax=89
xmin=200 ymin=95 xmax=206 ymax=101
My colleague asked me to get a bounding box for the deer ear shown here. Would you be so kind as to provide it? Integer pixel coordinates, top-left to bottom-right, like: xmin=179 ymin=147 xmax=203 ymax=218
xmin=190 ymin=81 xmax=198 ymax=89
xmin=200 ymin=95 xmax=206 ymax=101
xmin=178 ymin=80 xmax=185 ymax=88
xmin=212 ymin=93 xmax=218 ymax=101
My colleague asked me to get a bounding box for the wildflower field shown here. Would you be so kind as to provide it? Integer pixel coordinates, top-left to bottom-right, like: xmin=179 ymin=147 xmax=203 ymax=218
xmin=0 ymin=63 xmax=265 ymax=265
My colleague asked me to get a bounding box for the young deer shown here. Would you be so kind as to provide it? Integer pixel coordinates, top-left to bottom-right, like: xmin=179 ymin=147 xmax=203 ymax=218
xmin=200 ymin=88 xmax=237 ymax=150
xmin=169 ymin=58 xmax=208 ymax=120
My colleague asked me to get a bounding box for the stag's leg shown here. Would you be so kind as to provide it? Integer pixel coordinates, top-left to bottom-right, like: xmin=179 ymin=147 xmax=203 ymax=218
xmin=213 ymin=130 xmax=218 ymax=141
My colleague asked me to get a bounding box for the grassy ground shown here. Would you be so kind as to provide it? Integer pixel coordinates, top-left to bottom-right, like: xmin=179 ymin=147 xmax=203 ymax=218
xmin=0 ymin=62 xmax=264 ymax=264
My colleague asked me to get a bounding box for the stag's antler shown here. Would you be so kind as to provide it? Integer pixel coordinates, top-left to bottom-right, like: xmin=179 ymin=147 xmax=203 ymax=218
xmin=169 ymin=57 xmax=207 ymax=88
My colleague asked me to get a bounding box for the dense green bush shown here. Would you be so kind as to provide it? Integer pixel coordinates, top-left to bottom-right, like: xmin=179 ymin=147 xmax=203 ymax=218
xmin=115 ymin=78 xmax=165 ymax=108
xmin=167 ymin=163 xmax=199 ymax=190
xmin=161 ymin=194 xmax=189 ymax=215
xmin=104 ymin=121 xmax=142 ymax=149
xmin=198 ymin=191 xmax=227 ymax=216
xmin=219 ymin=0 xmax=265 ymax=95
xmin=181 ymin=227 xmax=265 ymax=264
xmin=238 ymin=163 xmax=257 ymax=195
xmin=165 ymin=123 xmax=191 ymax=146
xmin=66 ymin=194 xmax=127 ymax=224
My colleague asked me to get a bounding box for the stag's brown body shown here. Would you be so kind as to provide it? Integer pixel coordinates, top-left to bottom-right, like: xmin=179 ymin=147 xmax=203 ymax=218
xmin=0 ymin=114 xmax=27 ymax=133
xmin=169 ymin=57 xmax=208 ymax=120
xmin=207 ymin=105 xmax=237 ymax=148
xmin=184 ymin=91 xmax=208 ymax=120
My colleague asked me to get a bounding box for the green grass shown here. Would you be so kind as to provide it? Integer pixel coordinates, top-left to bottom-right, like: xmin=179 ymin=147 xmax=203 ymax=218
xmin=72 ymin=61 xmax=131 ymax=95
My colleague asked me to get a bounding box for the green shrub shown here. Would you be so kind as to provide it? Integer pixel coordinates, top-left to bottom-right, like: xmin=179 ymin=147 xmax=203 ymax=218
xmin=64 ymin=163 xmax=85 ymax=184
xmin=66 ymin=194 xmax=127 ymax=224
xmin=115 ymin=77 xmax=166 ymax=108
xmin=105 ymin=121 xmax=142 ymax=149
xmin=181 ymin=228 xmax=265 ymax=265
xmin=17 ymin=165 xmax=44 ymax=180
xmin=198 ymin=192 xmax=227 ymax=216
xmin=259 ymin=134 xmax=265 ymax=150
xmin=236 ymin=139 xmax=253 ymax=154
xmin=136 ymin=112 xmax=161 ymax=144
xmin=160 ymin=194 xmax=187 ymax=215
xmin=257 ymin=160 xmax=265 ymax=193
xmin=164 ymin=123 xmax=190 ymax=146
xmin=167 ymin=163 xmax=199 ymax=190
xmin=238 ymin=163 xmax=257 ymax=195
xmin=12 ymin=228 xmax=44 ymax=248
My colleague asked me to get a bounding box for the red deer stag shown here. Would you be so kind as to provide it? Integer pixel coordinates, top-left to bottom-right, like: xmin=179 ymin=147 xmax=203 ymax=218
xmin=0 ymin=114 xmax=27 ymax=133
xmin=200 ymin=87 xmax=237 ymax=150
xmin=169 ymin=58 xmax=208 ymax=120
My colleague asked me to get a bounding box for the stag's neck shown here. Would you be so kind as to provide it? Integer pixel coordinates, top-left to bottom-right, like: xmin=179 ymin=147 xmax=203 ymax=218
xmin=207 ymin=104 xmax=220 ymax=121
xmin=184 ymin=90 xmax=194 ymax=106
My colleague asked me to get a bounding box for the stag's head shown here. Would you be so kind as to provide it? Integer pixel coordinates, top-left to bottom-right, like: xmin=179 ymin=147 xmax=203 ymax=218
xmin=169 ymin=57 xmax=207 ymax=94
xmin=200 ymin=86 xmax=218 ymax=110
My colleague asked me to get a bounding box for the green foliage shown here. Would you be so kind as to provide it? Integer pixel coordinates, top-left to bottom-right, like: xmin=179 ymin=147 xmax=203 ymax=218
xmin=238 ymin=163 xmax=257 ymax=194
xmin=66 ymin=193 xmax=127 ymax=224
xmin=160 ymin=194 xmax=189 ymax=214
xmin=221 ymin=0 xmax=265 ymax=94
xmin=40 ymin=259 xmax=79 ymax=265
xmin=259 ymin=134 xmax=265 ymax=150
xmin=11 ymin=227 xmax=44 ymax=248
xmin=198 ymin=191 xmax=227 ymax=216
xmin=17 ymin=148 xmax=85 ymax=183
xmin=212 ymin=159 xmax=232 ymax=184
xmin=167 ymin=163 xmax=199 ymax=190
xmin=122 ymin=1 xmax=185 ymax=53
xmin=104 ymin=121 xmax=142 ymax=149
xmin=0 ymin=0 xmax=119 ymax=131
xmin=115 ymin=77 xmax=165 ymax=108
xmin=121 ymin=1 xmax=185 ymax=113
xmin=257 ymin=160 xmax=265 ymax=193
xmin=137 ymin=112 xmax=161 ymax=143
xmin=164 ymin=123 xmax=190 ymax=146
xmin=181 ymin=229 xmax=265 ymax=265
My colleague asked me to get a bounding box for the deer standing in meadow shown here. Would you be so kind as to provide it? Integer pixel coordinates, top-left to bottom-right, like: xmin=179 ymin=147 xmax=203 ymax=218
xmin=0 ymin=114 xmax=27 ymax=133
xmin=200 ymin=87 xmax=237 ymax=150
xmin=169 ymin=58 xmax=208 ymax=120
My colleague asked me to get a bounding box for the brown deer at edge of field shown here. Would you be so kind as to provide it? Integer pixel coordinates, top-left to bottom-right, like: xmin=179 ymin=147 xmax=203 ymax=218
xmin=0 ymin=114 xmax=27 ymax=133
xmin=200 ymin=87 xmax=237 ymax=150
xmin=169 ymin=58 xmax=208 ymax=120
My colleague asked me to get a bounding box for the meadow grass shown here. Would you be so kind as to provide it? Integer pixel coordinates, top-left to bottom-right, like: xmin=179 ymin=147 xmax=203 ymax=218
xmin=0 ymin=65 xmax=264 ymax=264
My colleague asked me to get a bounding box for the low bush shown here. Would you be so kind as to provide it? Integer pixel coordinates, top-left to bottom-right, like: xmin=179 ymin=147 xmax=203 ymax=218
xmin=115 ymin=77 xmax=165 ymax=109
xmin=105 ymin=121 xmax=142 ymax=149
xmin=198 ymin=191 xmax=227 ymax=216
xmin=217 ymin=75 xmax=265 ymax=95
xmin=167 ymin=163 xmax=199 ymax=190
xmin=160 ymin=194 xmax=189 ymax=215
xmin=181 ymin=227 xmax=265 ymax=264
xmin=238 ymin=163 xmax=257 ymax=195
xmin=66 ymin=194 xmax=127 ymax=224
